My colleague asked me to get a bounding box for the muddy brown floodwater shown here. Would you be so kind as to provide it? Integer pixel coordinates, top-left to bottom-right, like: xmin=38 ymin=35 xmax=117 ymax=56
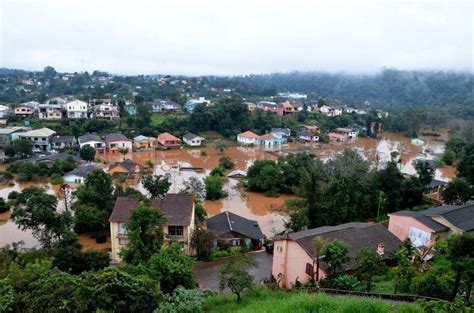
xmin=0 ymin=131 xmax=456 ymax=248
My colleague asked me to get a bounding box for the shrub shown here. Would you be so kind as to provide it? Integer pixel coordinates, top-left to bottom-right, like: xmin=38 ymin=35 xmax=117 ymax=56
xmin=210 ymin=167 xmax=225 ymax=177
xmin=218 ymin=156 xmax=235 ymax=170
xmin=331 ymin=275 xmax=363 ymax=291
xmin=155 ymin=287 xmax=204 ymax=313
xmin=50 ymin=176 xmax=63 ymax=185
xmin=0 ymin=198 xmax=10 ymax=213
xmin=205 ymin=175 xmax=225 ymax=200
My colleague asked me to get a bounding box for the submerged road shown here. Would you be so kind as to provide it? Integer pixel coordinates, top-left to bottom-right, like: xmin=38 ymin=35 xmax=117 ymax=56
xmin=193 ymin=250 xmax=273 ymax=290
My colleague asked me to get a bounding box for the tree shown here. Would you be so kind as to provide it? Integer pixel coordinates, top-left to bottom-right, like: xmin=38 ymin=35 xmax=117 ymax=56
xmin=442 ymin=149 xmax=456 ymax=166
xmin=354 ymin=248 xmax=386 ymax=291
xmin=219 ymin=255 xmax=256 ymax=302
xmin=314 ymin=236 xmax=325 ymax=282
xmin=180 ymin=177 xmax=205 ymax=202
xmin=82 ymin=268 xmax=161 ymax=312
xmin=79 ymin=145 xmax=95 ymax=162
xmin=215 ymin=141 xmax=227 ymax=154
xmin=73 ymin=204 xmax=107 ymax=233
xmin=4 ymin=138 xmax=33 ymax=159
xmin=191 ymin=227 xmax=215 ymax=261
xmin=447 ymin=233 xmax=474 ymax=301
xmin=321 ymin=240 xmax=349 ymax=277
xmin=457 ymin=144 xmax=474 ymax=185
xmin=393 ymin=239 xmax=418 ymax=294
xmin=141 ymin=174 xmax=171 ymax=199
xmin=194 ymin=203 xmax=207 ymax=224
xmin=209 ymin=166 xmax=225 ymax=177
xmin=118 ymin=148 xmax=129 ymax=160
xmin=120 ymin=202 xmax=165 ymax=265
xmin=11 ymin=187 xmax=73 ymax=249
xmin=146 ymin=242 xmax=196 ymax=294
xmin=218 ymin=156 xmax=235 ymax=170
xmin=246 ymin=160 xmax=284 ymax=196
xmin=442 ymin=178 xmax=473 ymax=204
xmin=74 ymin=169 xmax=114 ymax=213
xmin=414 ymin=160 xmax=435 ymax=186
xmin=204 ymin=175 xmax=225 ymax=200
xmin=0 ymin=197 xmax=10 ymax=213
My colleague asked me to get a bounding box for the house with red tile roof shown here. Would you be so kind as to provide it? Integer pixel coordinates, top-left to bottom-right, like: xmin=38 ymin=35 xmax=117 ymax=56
xmin=237 ymin=131 xmax=260 ymax=145
xmin=157 ymin=132 xmax=181 ymax=149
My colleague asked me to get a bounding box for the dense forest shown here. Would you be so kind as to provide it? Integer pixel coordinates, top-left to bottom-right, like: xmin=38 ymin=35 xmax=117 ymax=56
xmin=1 ymin=68 xmax=472 ymax=118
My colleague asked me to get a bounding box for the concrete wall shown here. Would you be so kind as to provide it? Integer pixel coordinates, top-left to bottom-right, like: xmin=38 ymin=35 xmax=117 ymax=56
xmin=272 ymin=239 xmax=325 ymax=289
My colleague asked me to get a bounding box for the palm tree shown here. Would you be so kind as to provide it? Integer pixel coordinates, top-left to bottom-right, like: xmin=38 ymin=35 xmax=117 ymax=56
xmin=314 ymin=236 xmax=325 ymax=283
xmin=118 ymin=148 xmax=129 ymax=161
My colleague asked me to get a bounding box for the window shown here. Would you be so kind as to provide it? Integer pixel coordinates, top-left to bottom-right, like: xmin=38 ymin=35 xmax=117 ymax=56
xmin=118 ymin=223 xmax=128 ymax=235
xmin=119 ymin=238 xmax=129 ymax=245
xmin=305 ymin=263 xmax=314 ymax=276
xmin=232 ymin=239 xmax=241 ymax=246
xmin=168 ymin=225 xmax=184 ymax=236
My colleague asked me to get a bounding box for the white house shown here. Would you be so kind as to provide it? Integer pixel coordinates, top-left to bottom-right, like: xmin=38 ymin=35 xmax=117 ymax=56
xmin=0 ymin=105 xmax=12 ymax=119
xmin=66 ymin=100 xmax=88 ymax=119
xmin=237 ymin=131 xmax=260 ymax=145
xmin=319 ymin=105 xmax=342 ymax=117
xmin=334 ymin=128 xmax=357 ymax=140
xmin=182 ymin=133 xmax=205 ymax=147
xmin=78 ymin=133 xmax=106 ymax=153
xmin=18 ymin=127 xmax=56 ymax=152
xmin=63 ymin=165 xmax=98 ymax=184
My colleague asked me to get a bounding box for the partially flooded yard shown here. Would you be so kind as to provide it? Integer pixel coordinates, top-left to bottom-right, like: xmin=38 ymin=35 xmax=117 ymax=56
xmin=0 ymin=131 xmax=456 ymax=248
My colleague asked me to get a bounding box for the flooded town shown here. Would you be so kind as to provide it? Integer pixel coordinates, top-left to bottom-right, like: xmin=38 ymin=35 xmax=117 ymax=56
xmin=0 ymin=2 xmax=472 ymax=309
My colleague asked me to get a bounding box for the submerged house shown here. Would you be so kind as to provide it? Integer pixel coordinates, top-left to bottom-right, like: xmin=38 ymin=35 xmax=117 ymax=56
xmin=207 ymin=211 xmax=264 ymax=249
xmin=133 ymin=135 xmax=157 ymax=150
xmin=272 ymin=223 xmax=401 ymax=289
xmin=63 ymin=165 xmax=98 ymax=184
xmin=271 ymin=128 xmax=291 ymax=143
xmin=157 ymin=132 xmax=181 ymax=149
xmin=78 ymin=133 xmax=106 ymax=153
xmin=298 ymin=125 xmax=320 ymax=142
xmin=105 ymin=133 xmax=133 ymax=153
xmin=109 ymin=194 xmax=195 ymax=262
xmin=108 ymin=159 xmax=140 ymax=179
xmin=237 ymin=131 xmax=260 ymax=145
xmin=182 ymin=133 xmax=205 ymax=147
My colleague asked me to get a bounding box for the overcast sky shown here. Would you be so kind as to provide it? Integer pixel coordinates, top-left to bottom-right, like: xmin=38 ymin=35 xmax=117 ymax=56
xmin=0 ymin=0 xmax=472 ymax=75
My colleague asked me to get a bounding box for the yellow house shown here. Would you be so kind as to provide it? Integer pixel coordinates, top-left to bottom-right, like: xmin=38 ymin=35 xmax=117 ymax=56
xmin=109 ymin=194 xmax=195 ymax=263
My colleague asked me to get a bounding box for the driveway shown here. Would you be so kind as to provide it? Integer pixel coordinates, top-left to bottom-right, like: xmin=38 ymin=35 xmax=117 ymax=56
xmin=193 ymin=250 xmax=273 ymax=290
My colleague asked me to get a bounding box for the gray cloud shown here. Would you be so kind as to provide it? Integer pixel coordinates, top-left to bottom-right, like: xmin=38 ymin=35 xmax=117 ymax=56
xmin=1 ymin=0 xmax=472 ymax=75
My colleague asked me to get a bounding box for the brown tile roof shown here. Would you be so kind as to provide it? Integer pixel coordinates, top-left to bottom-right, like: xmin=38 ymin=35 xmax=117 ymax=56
xmin=259 ymin=134 xmax=276 ymax=140
xmin=157 ymin=132 xmax=180 ymax=142
xmin=109 ymin=194 xmax=194 ymax=226
xmin=238 ymin=131 xmax=259 ymax=139
xmin=294 ymin=223 xmax=401 ymax=271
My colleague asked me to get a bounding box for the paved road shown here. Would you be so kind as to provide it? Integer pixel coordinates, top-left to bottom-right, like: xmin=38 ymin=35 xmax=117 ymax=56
xmin=193 ymin=251 xmax=273 ymax=290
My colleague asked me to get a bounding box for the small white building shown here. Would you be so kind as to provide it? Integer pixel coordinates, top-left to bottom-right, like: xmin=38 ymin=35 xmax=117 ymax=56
xmin=334 ymin=128 xmax=357 ymax=140
xmin=319 ymin=105 xmax=342 ymax=117
xmin=0 ymin=105 xmax=12 ymax=119
xmin=66 ymin=100 xmax=88 ymax=119
xmin=63 ymin=165 xmax=98 ymax=184
xmin=237 ymin=131 xmax=260 ymax=145
xmin=182 ymin=133 xmax=205 ymax=147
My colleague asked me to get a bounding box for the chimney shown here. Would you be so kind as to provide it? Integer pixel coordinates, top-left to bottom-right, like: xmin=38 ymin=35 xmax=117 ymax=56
xmin=377 ymin=243 xmax=385 ymax=256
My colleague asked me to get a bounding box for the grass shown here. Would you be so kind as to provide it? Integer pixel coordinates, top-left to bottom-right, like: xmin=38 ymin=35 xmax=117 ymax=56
xmin=203 ymin=287 xmax=424 ymax=313
xmin=372 ymin=274 xmax=396 ymax=294
xmin=150 ymin=114 xmax=167 ymax=127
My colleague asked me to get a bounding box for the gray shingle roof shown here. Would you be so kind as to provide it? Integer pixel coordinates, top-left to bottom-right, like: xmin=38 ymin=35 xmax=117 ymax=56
xmin=183 ymin=133 xmax=201 ymax=141
xmin=109 ymin=194 xmax=194 ymax=226
xmin=207 ymin=211 xmax=264 ymax=240
xmin=295 ymin=224 xmax=402 ymax=271
xmin=78 ymin=133 xmax=103 ymax=144
xmin=423 ymin=204 xmax=474 ymax=232
xmin=51 ymin=135 xmax=76 ymax=144
xmin=390 ymin=210 xmax=448 ymax=233
xmin=106 ymin=133 xmax=131 ymax=142
xmin=64 ymin=165 xmax=99 ymax=178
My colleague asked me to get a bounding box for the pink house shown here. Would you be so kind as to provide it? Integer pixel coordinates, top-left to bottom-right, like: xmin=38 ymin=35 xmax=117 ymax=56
xmin=105 ymin=133 xmax=133 ymax=152
xmin=328 ymin=132 xmax=346 ymax=142
xmin=272 ymin=223 xmax=401 ymax=289
xmin=388 ymin=204 xmax=474 ymax=247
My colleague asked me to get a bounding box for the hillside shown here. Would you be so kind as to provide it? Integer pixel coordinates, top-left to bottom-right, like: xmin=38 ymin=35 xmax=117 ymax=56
xmin=203 ymin=287 xmax=424 ymax=313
